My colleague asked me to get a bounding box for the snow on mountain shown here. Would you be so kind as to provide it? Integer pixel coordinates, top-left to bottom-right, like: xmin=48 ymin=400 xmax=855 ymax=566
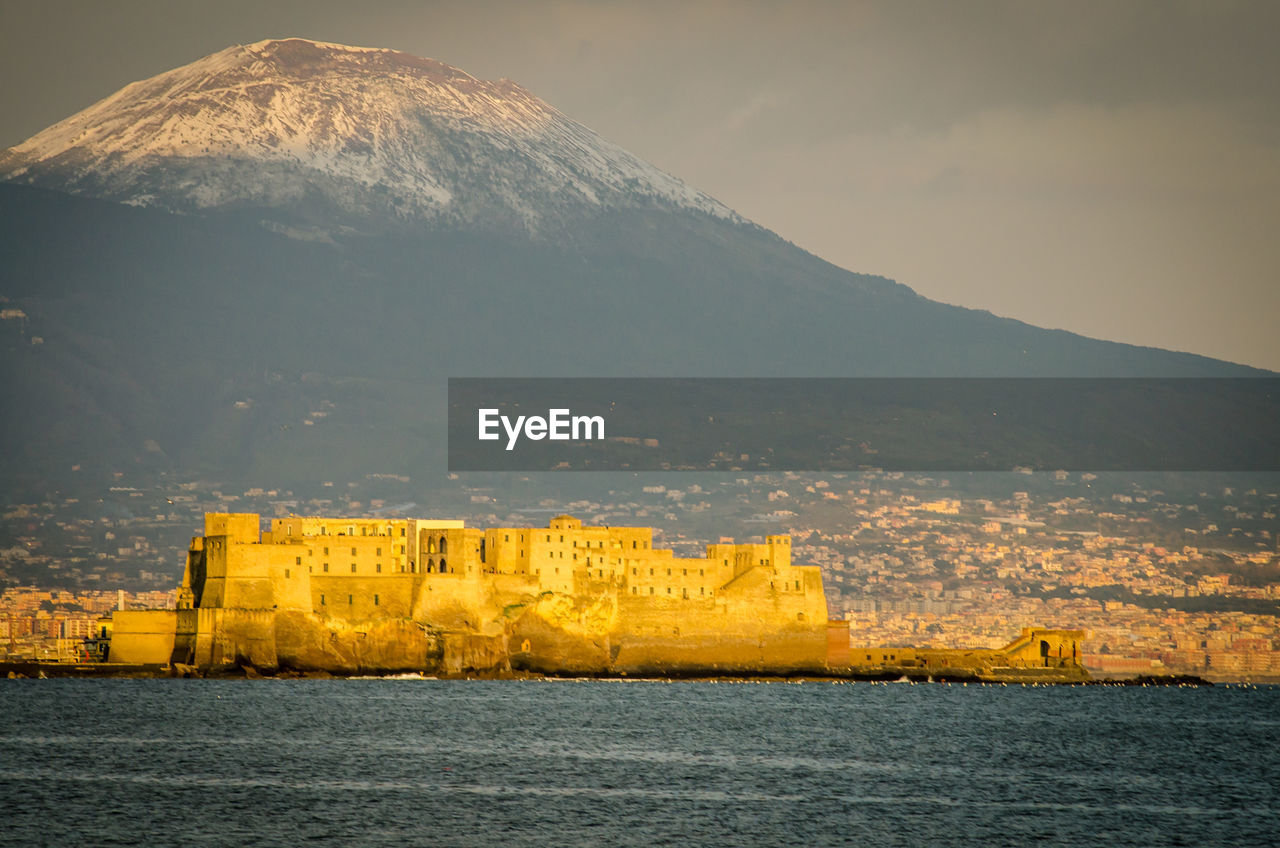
xmin=0 ymin=38 xmax=735 ymax=234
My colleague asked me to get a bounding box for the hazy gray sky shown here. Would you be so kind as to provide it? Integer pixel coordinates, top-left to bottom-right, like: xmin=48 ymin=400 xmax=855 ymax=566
xmin=3 ymin=1 xmax=1278 ymax=370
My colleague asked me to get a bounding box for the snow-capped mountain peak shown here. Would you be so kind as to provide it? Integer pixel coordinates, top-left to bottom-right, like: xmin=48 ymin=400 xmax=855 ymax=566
xmin=0 ymin=38 xmax=734 ymax=233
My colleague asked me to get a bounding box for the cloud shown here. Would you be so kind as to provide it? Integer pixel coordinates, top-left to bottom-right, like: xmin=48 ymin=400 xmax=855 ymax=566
xmin=838 ymin=103 xmax=1280 ymax=201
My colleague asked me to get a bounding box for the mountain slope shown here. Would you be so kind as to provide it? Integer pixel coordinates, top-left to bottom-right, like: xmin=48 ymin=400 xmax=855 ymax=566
xmin=0 ymin=38 xmax=731 ymax=236
xmin=0 ymin=40 xmax=1265 ymax=499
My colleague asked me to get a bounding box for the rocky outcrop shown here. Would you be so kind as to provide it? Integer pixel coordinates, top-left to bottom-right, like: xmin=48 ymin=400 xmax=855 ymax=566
xmin=508 ymin=591 xmax=618 ymax=673
xmin=113 ymin=585 xmax=826 ymax=677
xmin=173 ymin=609 xmax=510 ymax=676
xmin=273 ymin=612 xmax=441 ymax=674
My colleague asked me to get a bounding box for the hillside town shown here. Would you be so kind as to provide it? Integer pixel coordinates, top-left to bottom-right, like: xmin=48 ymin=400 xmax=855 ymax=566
xmin=2 ymin=469 xmax=1277 ymax=680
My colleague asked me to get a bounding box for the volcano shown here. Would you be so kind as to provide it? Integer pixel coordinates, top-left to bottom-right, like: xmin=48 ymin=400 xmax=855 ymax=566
xmin=0 ymin=38 xmax=732 ymax=236
xmin=0 ymin=39 xmax=1260 ymax=498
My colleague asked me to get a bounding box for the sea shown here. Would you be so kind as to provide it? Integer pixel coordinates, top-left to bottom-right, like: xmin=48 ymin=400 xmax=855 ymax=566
xmin=1 ymin=678 xmax=1277 ymax=847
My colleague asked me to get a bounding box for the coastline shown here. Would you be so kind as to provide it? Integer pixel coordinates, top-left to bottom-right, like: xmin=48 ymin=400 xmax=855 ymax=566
xmin=2 ymin=660 xmax=1223 ymax=686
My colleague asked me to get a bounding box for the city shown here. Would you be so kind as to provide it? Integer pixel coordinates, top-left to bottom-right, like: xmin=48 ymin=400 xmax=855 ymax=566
xmin=3 ymin=468 xmax=1276 ymax=680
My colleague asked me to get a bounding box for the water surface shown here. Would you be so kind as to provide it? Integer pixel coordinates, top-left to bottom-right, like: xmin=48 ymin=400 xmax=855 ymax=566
xmin=2 ymin=679 xmax=1276 ymax=846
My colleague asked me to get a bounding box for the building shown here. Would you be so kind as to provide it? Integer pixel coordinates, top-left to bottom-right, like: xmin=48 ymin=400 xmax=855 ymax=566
xmin=847 ymin=627 xmax=1089 ymax=681
xmin=110 ymin=512 xmax=833 ymax=675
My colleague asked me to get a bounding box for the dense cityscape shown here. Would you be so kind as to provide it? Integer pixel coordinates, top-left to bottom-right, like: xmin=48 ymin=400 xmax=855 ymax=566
xmin=3 ymin=469 xmax=1277 ymax=681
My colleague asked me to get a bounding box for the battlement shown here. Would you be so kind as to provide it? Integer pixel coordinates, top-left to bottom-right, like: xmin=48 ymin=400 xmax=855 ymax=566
xmin=204 ymin=512 xmax=260 ymax=545
xmin=183 ymin=513 xmax=823 ymax=622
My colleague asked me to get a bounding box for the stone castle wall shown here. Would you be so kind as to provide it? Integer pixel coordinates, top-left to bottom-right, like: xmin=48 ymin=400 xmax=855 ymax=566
xmin=845 ymin=627 xmax=1089 ymax=680
xmin=110 ymin=512 xmax=832 ymax=674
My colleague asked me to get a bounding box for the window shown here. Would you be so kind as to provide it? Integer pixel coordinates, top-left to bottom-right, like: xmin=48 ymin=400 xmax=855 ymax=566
xmin=667 ymin=587 xmax=672 ymax=594
xmin=400 ymin=528 xmax=405 ymax=537
xmin=296 ymin=556 xmax=302 ymax=565
xmin=795 ymin=580 xmax=800 ymax=590
xmin=700 ymin=587 xmax=704 ymax=595
xmin=324 ymin=547 xmax=329 ymax=555
xmin=649 ymin=587 xmax=655 ymax=595
xmin=348 ymin=594 xmax=353 ymax=605
xmin=682 ymin=568 xmax=687 ymax=576
xmin=546 ymin=534 xmax=551 ymax=542
xmin=374 ymin=594 xmax=380 ymax=606
xmin=632 ymin=541 xmax=637 ymax=549
xmin=351 ymin=547 xmax=357 ymax=556
xmin=323 ymin=563 xmax=329 ymax=573
xmin=699 ymin=569 xmax=704 ymax=576
xmin=376 ymin=563 xmax=382 ymax=573
xmin=285 ymin=569 xmax=291 ymax=579
xmin=649 ymin=568 xmax=654 ymax=576
xmin=376 ymin=547 xmax=382 ymax=556
xmin=549 ymin=552 xmax=554 ymax=559
xmin=351 ymin=564 xmax=357 ymax=573
xmin=320 ymin=594 xmax=326 ymax=605
xmin=632 ymin=568 xmax=637 ymax=576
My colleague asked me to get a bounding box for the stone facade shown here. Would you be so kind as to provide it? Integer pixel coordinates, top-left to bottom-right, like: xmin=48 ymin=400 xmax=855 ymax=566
xmin=847 ymin=627 xmax=1089 ymax=681
xmin=111 ymin=512 xmax=831 ymax=675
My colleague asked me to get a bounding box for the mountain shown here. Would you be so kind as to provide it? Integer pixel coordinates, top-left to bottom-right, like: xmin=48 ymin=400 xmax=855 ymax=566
xmin=0 ymin=39 xmax=1264 ymax=500
xmin=0 ymin=38 xmax=731 ymax=237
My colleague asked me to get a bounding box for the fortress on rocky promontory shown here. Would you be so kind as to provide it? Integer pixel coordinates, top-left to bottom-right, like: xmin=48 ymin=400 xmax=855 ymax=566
xmin=109 ymin=512 xmax=832 ymax=675
xmin=108 ymin=511 xmax=1088 ymax=680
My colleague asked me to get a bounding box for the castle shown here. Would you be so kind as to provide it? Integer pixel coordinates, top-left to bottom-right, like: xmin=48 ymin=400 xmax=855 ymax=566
xmin=110 ymin=512 xmax=833 ymax=675
xmin=108 ymin=511 xmax=1089 ymax=679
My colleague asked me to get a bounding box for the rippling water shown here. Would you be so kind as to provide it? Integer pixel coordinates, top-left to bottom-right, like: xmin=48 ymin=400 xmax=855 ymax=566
xmin=2 ymin=679 xmax=1277 ymax=847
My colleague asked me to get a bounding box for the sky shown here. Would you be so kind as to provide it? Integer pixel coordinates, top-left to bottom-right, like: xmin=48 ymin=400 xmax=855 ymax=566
xmin=3 ymin=0 xmax=1278 ymax=371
